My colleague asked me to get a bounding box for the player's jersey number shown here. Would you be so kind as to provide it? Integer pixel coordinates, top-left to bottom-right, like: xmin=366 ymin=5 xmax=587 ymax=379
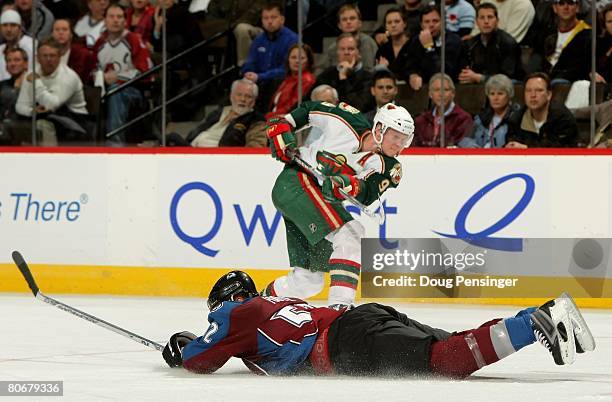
xmin=271 ymin=305 xmax=313 ymax=327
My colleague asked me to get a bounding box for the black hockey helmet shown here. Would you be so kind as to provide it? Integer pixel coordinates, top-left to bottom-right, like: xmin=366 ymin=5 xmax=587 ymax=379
xmin=207 ymin=271 xmax=258 ymax=310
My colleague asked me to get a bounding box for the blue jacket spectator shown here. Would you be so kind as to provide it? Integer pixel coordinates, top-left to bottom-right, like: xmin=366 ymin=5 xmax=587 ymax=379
xmin=241 ymin=4 xmax=298 ymax=83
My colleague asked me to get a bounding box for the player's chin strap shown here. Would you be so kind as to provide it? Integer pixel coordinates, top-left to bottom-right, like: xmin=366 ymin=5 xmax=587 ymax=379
xmin=286 ymin=148 xmax=386 ymax=225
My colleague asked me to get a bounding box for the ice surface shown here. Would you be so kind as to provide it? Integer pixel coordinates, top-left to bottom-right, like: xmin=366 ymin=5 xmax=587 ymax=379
xmin=1 ymin=294 xmax=611 ymax=402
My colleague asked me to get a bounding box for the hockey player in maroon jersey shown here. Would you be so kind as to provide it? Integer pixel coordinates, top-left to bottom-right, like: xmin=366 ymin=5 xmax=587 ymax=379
xmin=163 ymin=271 xmax=595 ymax=377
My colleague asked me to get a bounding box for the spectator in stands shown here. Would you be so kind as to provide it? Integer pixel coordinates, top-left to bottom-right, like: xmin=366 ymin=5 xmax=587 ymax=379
xmin=471 ymin=0 xmax=535 ymax=44
xmin=15 ymin=0 xmax=53 ymax=40
xmin=310 ymin=84 xmax=339 ymax=104
xmin=460 ymin=3 xmax=523 ymax=84
xmin=52 ymin=19 xmax=97 ymax=85
xmin=364 ymin=70 xmax=398 ymax=124
xmin=406 ymin=5 xmax=468 ymax=91
xmin=15 ymin=39 xmax=88 ymax=145
xmin=316 ymin=33 xmax=373 ymax=112
xmin=75 ymin=0 xmax=109 ymax=48
xmin=167 ymin=78 xmax=266 ymax=147
xmin=414 ymin=73 xmax=473 ymax=147
xmin=0 ymin=9 xmax=34 ymax=81
xmin=242 ymin=2 xmax=297 ymax=113
xmin=93 ymin=3 xmax=153 ymax=146
xmin=266 ymin=44 xmax=316 ymax=120
xmin=205 ymin=0 xmax=266 ymax=67
xmin=374 ymin=0 xmax=426 ymax=45
xmin=445 ymin=0 xmax=476 ymax=39
xmin=374 ymin=8 xmax=411 ymax=82
xmin=540 ymin=0 xmax=592 ymax=84
xmin=126 ymin=0 xmax=156 ymax=49
xmin=324 ymin=4 xmax=378 ymax=72
xmin=459 ymin=74 xmax=521 ymax=148
xmin=0 ymin=47 xmax=27 ymax=128
xmin=506 ymin=72 xmax=578 ymax=148
xmin=597 ymin=3 xmax=612 ymax=83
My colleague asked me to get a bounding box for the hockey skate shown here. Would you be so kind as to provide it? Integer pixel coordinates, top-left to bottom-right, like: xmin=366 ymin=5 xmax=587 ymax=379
xmin=556 ymin=292 xmax=596 ymax=353
xmin=531 ymin=297 xmax=576 ymax=365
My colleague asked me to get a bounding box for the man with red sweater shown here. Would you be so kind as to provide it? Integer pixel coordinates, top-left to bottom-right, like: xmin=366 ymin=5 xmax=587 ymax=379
xmin=93 ymin=3 xmax=152 ymax=145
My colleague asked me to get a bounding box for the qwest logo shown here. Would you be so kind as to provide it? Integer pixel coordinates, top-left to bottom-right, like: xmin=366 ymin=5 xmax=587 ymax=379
xmin=434 ymin=173 xmax=535 ymax=251
xmin=169 ymin=181 xmax=399 ymax=257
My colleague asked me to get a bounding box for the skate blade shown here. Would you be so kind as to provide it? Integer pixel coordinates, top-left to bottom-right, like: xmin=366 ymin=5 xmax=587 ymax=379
xmin=559 ymin=292 xmax=596 ymax=352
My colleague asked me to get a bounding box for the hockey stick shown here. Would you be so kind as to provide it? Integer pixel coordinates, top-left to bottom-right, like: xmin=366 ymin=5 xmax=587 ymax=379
xmin=287 ymin=149 xmax=386 ymax=224
xmin=11 ymin=251 xmax=164 ymax=351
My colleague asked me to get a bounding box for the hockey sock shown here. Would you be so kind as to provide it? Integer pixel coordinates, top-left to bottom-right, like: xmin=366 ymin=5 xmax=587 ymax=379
xmin=328 ymin=260 xmax=360 ymax=305
xmin=429 ymin=311 xmax=538 ymax=378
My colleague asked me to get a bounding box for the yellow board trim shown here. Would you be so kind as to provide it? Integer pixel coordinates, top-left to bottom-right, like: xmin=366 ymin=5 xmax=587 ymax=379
xmin=2 ymin=263 xmax=611 ymax=308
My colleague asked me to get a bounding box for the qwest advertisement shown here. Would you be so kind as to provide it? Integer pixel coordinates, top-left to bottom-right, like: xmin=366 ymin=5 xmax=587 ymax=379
xmin=1 ymin=152 xmax=611 ymax=273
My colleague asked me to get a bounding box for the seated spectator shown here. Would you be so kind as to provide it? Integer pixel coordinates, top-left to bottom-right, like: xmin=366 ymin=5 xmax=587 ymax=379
xmin=540 ymin=0 xmax=592 ymax=84
xmin=597 ymin=3 xmax=612 ymax=83
xmin=316 ymin=33 xmax=373 ymax=112
xmin=406 ymin=5 xmax=467 ymax=90
xmin=323 ymin=4 xmax=379 ymax=72
xmin=15 ymin=39 xmax=88 ymax=145
xmin=15 ymin=0 xmax=53 ymax=40
xmin=166 ymin=78 xmax=266 ymax=147
xmin=364 ymin=70 xmax=398 ymax=124
xmin=310 ymin=84 xmax=339 ymax=105
xmin=445 ymin=0 xmax=476 ymax=39
xmin=375 ymin=8 xmax=411 ymax=82
xmin=0 ymin=47 xmax=27 ymax=140
xmin=506 ymin=72 xmax=578 ymax=148
xmin=242 ymin=2 xmax=297 ymax=112
xmin=471 ymin=0 xmax=535 ymax=44
xmin=204 ymin=0 xmax=266 ymax=67
xmin=459 ymin=74 xmax=521 ymax=148
xmin=93 ymin=3 xmax=153 ymax=146
xmin=75 ymin=0 xmax=109 ymax=48
xmin=460 ymin=3 xmax=523 ymax=84
xmin=52 ymin=19 xmax=97 ymax=85
xmin=414 ymin=73 xmax=473 ymax=147
xmin=374 ymin=0 xmax=426 ymax=45
xmin=0 ymin=10 xmax=35 ymax=81
xmin=126 ymin=0 xmax=156 ymax=49
xmin=266 ymin=44 xmax=316 ymax=120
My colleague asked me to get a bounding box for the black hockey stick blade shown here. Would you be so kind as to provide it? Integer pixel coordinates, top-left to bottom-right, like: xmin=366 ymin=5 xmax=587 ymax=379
xmin=11 ymin=250 xmax=40 ymax=296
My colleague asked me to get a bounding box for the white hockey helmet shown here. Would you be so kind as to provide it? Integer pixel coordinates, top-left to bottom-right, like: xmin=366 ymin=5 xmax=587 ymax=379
xmin=372 ymin=103 xmax=415 ymax=149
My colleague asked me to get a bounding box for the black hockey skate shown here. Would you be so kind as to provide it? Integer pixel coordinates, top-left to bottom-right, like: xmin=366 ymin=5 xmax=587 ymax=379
xmin=557 ymin=292 xmax=596 ymax=353
xmin=531 ymin=298 xmax=576 ymax=365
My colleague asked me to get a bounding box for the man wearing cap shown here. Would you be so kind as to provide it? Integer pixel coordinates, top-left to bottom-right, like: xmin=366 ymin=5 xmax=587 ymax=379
xmin=0 ymin=9 xmax=35 ymax=81
xmin=541 ymin=0 xmax=591 ymax=84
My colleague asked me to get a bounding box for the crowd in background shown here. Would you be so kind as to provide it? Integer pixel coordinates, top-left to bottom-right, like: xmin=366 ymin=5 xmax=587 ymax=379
xmin=0 ymin=0 xmax=610 ymax=148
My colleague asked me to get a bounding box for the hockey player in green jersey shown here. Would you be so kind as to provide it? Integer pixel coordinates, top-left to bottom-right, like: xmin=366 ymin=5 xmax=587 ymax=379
xmin=263 ymin=101 xmax=415 ymax=306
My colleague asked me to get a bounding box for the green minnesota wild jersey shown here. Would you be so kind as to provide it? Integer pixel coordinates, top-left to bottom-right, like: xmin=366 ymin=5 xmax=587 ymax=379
xmin=284 ymin=101 xmax=403 ymax=206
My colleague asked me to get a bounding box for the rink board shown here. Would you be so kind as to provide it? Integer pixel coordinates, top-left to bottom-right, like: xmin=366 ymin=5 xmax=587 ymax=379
xmin=1 ymin=148 xmax=611 ymax=307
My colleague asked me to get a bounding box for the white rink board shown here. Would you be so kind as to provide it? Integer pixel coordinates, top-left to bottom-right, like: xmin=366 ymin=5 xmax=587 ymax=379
xmin=0 ymin=153 xmax=611 ymax=271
